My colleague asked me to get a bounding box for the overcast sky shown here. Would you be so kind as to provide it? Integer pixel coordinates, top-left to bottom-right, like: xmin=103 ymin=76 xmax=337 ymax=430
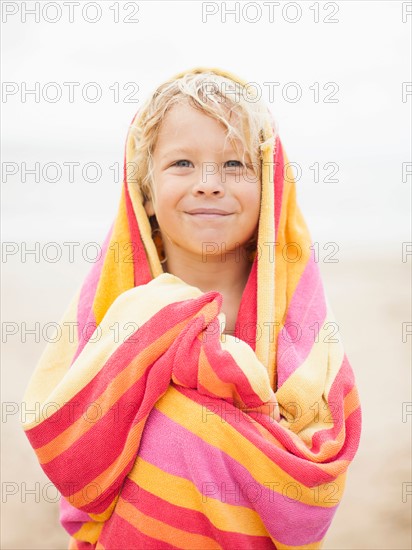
xmin=2 ymin=0 xmax=411 ymax=251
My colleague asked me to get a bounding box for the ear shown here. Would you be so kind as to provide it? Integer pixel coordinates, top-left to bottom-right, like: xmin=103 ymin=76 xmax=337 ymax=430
xmin=144 ymin=198 xmax=155 ymax=218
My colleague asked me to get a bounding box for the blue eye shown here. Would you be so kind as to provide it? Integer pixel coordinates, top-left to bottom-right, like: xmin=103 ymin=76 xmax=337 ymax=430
xmin=173 ymin=160 xmax=192 ymax=167
xmin=172 ymin=160 xmax=244 ymax=169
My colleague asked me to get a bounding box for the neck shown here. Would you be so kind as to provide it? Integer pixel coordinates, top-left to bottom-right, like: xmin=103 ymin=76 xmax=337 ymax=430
xmin=162 ymin=246 xmax=253 ymax=296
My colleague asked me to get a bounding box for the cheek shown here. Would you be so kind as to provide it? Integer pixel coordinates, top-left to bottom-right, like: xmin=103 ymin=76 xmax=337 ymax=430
xmin=153 ymin=175 xmax=184 ymax=204
xmin=153 ymin=187 xmax=182 ymax=228
xmin=243 ymin=184 xmax=261 ymax=214
xmin=155 ymin=194 xmax=180 ymax=222
xmin=248 ymin=193 xmax=262 ymax=230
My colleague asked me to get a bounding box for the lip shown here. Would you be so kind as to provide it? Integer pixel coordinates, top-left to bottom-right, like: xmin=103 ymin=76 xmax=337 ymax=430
xmin=186 ymin=208 xmax=232 ymax=215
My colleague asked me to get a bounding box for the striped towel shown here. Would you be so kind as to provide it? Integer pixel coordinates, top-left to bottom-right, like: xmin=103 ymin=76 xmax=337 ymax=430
xmin=21 ymin=67 xmax=362 ymax=549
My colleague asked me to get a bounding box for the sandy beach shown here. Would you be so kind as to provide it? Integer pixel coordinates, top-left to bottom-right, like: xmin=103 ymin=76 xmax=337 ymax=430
xmin=1 ymin=244 xmax=411 ymax=549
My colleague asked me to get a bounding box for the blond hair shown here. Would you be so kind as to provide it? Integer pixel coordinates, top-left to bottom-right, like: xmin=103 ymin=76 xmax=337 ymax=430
xmin=129 ymin=70 xmax=276 ymax=204
xmin=128 ymin=70 xmax=276 ymax=264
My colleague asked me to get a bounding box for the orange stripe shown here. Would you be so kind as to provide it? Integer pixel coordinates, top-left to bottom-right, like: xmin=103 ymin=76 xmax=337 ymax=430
xmin=93 ymin=186 xmax=134 ymax=326
xmin=69 ymin=420 xmax=146 ymax=509
xmin=198 ymin=299 xmax=220 ymax=326
xmin=198 ymin=346 xmax=237 ymax=401
xmin=303 ymin=384 xmax=360 ymax=463
xmin=344 ymin=385 xmax=360 ymax=419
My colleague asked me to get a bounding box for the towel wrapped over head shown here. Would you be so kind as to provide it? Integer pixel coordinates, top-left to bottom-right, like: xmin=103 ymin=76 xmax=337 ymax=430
xmin=21 ymin=67 xmax=362 ymax=549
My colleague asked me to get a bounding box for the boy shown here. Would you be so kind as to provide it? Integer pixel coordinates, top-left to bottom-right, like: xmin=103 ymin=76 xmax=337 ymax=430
xmin=131 ymin=68 xmax=275 ymax=342
xmin=142 ymin=100 xmax=260 ymax=336
xmin=21 ymin=67 xmax=361 ymax=549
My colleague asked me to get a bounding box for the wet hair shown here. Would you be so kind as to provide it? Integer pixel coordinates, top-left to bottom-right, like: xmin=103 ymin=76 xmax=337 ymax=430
xmin=128 ymin=69 xmax=277 ymax=263
xmin=129 ymin=69 xmax=276 ymax=204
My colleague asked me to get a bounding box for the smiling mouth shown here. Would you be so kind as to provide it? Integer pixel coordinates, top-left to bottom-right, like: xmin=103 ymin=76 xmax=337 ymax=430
xmin=185 ymin=212 xmax=233 ymax=220
xmin=186 ymin=207 xmax=233 ymax=217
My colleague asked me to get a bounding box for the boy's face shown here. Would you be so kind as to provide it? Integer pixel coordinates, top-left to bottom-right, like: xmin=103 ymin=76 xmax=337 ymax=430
xmin=144 ymin=102 xmax=261 ymax=262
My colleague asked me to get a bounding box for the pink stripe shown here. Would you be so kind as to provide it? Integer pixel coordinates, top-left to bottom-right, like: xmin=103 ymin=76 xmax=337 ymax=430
xmin=69 ymin=539 xmax=94 ymax=550
xmin=73 ymin=223 xmax=114 ymax=362
xmin=235 ymin=258 xmax=258 ymax=350
xmin=276 ymin=250 xmax=327 ymax=387
xmin=310 ymin=356 xmax=361 ymax=456
xmin=138 ymin=408 xmax=336 ymax=546
xmin=124 ymin=179 xmax=152 ymax=287
xmin=99 ymin=512 xmax=180 ymax=549
xmin=59 ymin=496 xmax=93 ymax=536
xmin=123 ymin=111 xmax=154 ymax=287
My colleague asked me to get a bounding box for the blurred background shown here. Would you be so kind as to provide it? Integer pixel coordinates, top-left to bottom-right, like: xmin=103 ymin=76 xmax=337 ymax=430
xmin=1 ymin=0 xmax=411 ymax=548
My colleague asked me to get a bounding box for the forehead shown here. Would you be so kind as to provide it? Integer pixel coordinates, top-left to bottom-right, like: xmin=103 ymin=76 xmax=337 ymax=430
xmin=154 ymin=102 xmax=245 ymax=155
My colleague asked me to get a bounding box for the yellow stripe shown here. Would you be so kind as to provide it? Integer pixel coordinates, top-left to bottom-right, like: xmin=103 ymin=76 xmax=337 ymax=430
xmin=256 ymin=128 xmax=276 ymax=381
xmin=22 ymin=288 xmax=81 ymax=428
xmin=125 ymin=150 xmax=164 ymax=280
xmin=273 ymin=150 xmax=313 ymax=388
xmin=71 ymin=520 xmax=104 ymax=545
xmin=276 ymin=310 xmax=344 ymax=436
xmin=218 ymin=332 xmax=274 ymax=402
xmin=93 ymin=186 xmax=135 ymax=325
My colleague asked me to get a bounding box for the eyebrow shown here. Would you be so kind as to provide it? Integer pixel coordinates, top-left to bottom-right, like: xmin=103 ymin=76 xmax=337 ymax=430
xmin=161 ymin=146 xmax=242 ymax=158
xmin=162 ymin=148 xmax=193 ymax=157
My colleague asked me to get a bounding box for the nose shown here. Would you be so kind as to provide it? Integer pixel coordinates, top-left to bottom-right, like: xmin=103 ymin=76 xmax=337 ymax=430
xmin=192 ymin=164 xmax=225 ymax=196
